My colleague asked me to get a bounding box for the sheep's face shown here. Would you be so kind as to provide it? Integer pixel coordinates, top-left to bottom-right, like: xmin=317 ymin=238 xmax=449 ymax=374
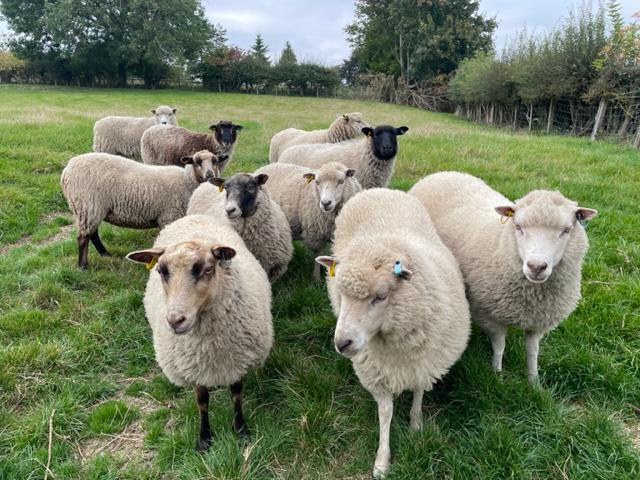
xmin=339 ymin=112 xmax=370 ymax=134
xmin=210 ymin=173 xmax=268 ymax=219
xmin=151 ymin=105 xmax=177 ymax=125
xmin=180 ymin=150 xmax=226 ymax=182
xmin=495 ymin=190 xmax=597 ymax=283
xmin=126 ymin=241 xmax=236 ymax=335
xmin=303 ymin=163 xmax=356 ymax=213
xmin=316 ymin=254 xmax=412 ymax=357
xmin=210 ymin=121 xmax=243 ymax=146
xmin=362 ymin=125 xmax=409 ymax=161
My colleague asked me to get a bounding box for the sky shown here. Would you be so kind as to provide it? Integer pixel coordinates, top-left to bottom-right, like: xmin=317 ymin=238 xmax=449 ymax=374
xmin=1 ymin=1 xmax=639 ymax=65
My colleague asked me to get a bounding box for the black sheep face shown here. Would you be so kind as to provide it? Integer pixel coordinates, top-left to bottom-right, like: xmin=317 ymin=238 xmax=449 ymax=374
xmin=362 ymin=125 xmax=409 ymax=161
xmin=210 ymin=173 xmax=268 ymax=219
xmin=210 ymin=121 xmax=244 ymax=146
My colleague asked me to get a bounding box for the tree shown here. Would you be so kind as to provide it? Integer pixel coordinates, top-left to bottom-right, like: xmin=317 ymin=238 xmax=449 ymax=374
xmin=346 ymin=0 xmax=496 ymax=84
xmin=250 ymin=34 xmax=270 ymax=65
xmin=278 ymin=41 xmax=297 ymax=66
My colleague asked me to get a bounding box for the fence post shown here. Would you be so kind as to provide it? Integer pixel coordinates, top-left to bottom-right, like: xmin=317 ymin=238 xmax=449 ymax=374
xmin=546 ymin=99 xmax=554 ymax=133
xmin=513 ymin=103 xmax=518 ymax=130
xmin=634 ymin=126 xmax=640 ymax=149
xmin=591 ymin=98 xmax=608 ymax=140
xmin=528 ymin=104 xmax=533 ymax=132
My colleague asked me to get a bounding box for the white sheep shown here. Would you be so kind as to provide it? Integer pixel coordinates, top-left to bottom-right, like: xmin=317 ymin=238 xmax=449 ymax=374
xmin=92 ymin=105 xmax=177 ymax=160
xmin=187 ymin=172 xmax=293 ymax=282
xmin=268 ymin=112 xmax=369 ymax=163
xmin=278 ymin=125 xmax=408 ymax=189
xmin=409 ymin=171 xmax=597 ymax=382
xmin=126 ymin=214 xmax=273 ymax=450
xmin=141 ymin=121 xmax=243 ymax=170
xmin=316 ymin=188 xmax=470 ymax=478
xmin=61 ymin=150 xmax=224 ymax=269
xmin=254 ymin=161 xmax=362 ymax=279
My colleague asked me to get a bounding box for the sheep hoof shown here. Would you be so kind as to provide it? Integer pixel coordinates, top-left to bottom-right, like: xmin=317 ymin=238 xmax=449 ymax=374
xmin=195 ymin=437 xmax=211 ymax=451
xmin=235 ymin=424 xmax=251 ymax=442
xmin=528 ymin=374 xmax=541 ymax=387
xmin=99 ymin=251 xmax=111 ymax=257
xmin=373 ymin=465 xmax=388 ymax=479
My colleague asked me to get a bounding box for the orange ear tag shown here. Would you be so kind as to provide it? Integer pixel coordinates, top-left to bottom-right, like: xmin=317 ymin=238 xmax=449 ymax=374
xmin=328 ymin=261 xmax=336 ymax=277
xmin=145 ymin=257 xmax=157 ymax=270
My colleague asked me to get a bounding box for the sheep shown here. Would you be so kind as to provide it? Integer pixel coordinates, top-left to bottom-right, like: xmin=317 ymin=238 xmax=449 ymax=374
xmin=126 ymin=213 xmax=273 ymax=451
xmin=315 ymin=188 xmax=470 ymax=478
xmin=409 ymin=171 xmax=597 ymax=382
xmin=61 ymin=150 xmax=225 ymax=269
xmin=187 ymin=172 xmax=293 ymax=282
xmin=92 ymin=105 xmax=178 ymax=160
xmin=278 ymin=125 xmax=408 ymax=189
xmin=254 ymin=161 xmax=362 ymax=279
xmin=268 ymin=112 xmax=369 ymax=163
xmin=141 ymin=121 xmax=243 ymax=170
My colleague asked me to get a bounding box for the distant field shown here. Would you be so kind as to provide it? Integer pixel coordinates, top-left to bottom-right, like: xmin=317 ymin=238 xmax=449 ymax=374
xmin=1 ymin=85 xmax=639 ymax=479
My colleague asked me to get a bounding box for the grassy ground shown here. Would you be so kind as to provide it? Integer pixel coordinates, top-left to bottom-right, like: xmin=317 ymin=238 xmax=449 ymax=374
xmin=0 ymin=85 xmax=639 ymax=479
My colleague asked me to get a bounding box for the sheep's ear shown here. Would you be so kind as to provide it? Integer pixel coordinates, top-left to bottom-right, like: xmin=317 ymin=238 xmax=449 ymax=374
xmin=150 ymin=109 xmax=156 ymax=114
xmin=209 ymin=124 xmax=218 ymax=132
xmin=209 ymin=177 xmax=225 ymax=189
xmin=495 ymin=205 xmax=515 ymax=218
xmin=180 ymin=156 xmax=194 ymax=165
xmin=126 ymin=247 xmax=165 ymax=267
xmin=576 ymin=208 xmax=597 ymax=222
xmin=316 ymin=256 xmax=338 ymax=277
xmin=217 ymin=154 xmax=229 ymax=163
xmin=303 ymin=172 xmax=316 ymax=183
xmin=396 ymin=126 xmax=409 ymax=135
xmin=345 ymin=169 xmax=356 ymax=178
xmin=255 ymin=173 xmax=269 ymax=185
xmin=172 ymin=108 xmax=177 ymax=114
xmin=212 ymin=246 xmax=236 ymax=266
xmin=362 ymin=127 xmax=373 ymax=137
xmin=233 ymin=124 xmax=243 ymax=131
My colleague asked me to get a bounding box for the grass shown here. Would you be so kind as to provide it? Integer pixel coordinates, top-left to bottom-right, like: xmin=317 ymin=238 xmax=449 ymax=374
xmin=0 ymin=84 xmax=639 ymax=479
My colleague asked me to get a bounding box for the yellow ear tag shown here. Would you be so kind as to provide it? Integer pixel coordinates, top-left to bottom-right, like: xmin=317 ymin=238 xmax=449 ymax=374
xmin=306 ymin=176 xmax=313 ymax=184
xmin=328 ymin=261 xmax=336 ymax=277
xmin=500 ymin=211 xmax=513 ymax=225
xmin=145 ymin=257 xmax=157 ymax=270
xmin=218 ymin=185 xmax=224 ymax=193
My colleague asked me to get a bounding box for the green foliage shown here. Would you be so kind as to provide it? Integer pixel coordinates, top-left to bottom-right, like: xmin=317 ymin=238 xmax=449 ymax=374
xmin=87 ymin=401 xmax=139 ymax=435
xmin=346 ymin=0 xmax=496 ymax=83
xmin=0 ymin=85 xmax=639 ymax=478
xmin=278 ymin=41 xmax=298 ymax=67
xmin=0 ymin=0 xmax=216 ymax=87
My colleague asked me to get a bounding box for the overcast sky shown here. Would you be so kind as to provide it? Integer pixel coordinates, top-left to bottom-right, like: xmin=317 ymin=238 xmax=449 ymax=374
xmin=1 ymin=1 xmax=639 ymax=65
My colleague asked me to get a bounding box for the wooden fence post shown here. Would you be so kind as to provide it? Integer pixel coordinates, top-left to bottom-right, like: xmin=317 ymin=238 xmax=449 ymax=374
xmin=513 ymin=103 xmax=519 ymax=130
xmin=591 ymin=98 xmax=608 ymax=140
xmin=528 ymin=104 xmax=533 ymax=132
xmin=634 ymin=126 xmax=640 ymax=149
xmin=546 ymin=99 xmax=554 ymax=133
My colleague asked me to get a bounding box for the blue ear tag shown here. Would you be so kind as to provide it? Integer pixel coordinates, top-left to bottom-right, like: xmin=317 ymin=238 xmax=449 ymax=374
xmin=393 ymin=260 xmax=402 ymax=276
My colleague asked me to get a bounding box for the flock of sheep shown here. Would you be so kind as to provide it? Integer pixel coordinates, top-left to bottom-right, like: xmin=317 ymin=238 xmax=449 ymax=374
xmin=59 ymin=104 xmax=597 ymax=478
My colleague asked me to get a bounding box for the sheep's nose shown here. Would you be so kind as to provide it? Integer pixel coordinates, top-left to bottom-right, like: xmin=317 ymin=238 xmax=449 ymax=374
xmin=205 ymin=170 xmax=214 ymax=179
xmin=226 ymin=206 xmax=238 ymax=216
xmin=161 ymin=121 xmax=167 ymax=124
xmin=527 ymin=261 xmax=548 ymax=276
xmin=168 ymin=315 xmax=186 ymax=331
xmin=321 ymin=199 xmax=333 ymax=210
xmin=335 ymin=338 xmax=353 ymax=354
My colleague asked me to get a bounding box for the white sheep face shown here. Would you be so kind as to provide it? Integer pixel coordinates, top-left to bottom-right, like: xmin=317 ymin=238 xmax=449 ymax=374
xmin=340 ymin=112 xmax=370 ymax=134
xmin=151 ymin=105 xmax=178 ymax=126
xmin=304 ymin=165 xmax=356 ymax=213
xmin=495 ymin=191 xmax=597 ymax=283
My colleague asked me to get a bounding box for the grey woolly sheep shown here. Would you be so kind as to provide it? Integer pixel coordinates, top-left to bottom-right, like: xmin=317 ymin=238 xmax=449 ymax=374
xmin=315 ymin=188 xmax=470 ymax=478
xmin=61 ymin=150 xmax=225 ymax=269
xmin=187 ymin=172 xmax=293 ymax=282
xmin=126 ymin=213 xmax=272 ymax=451
xmin=141 ymin=121 xmax=243 ymax=170
xmin=409 ymin=171 xmax=597 ymax=382
xmin=92 ymin=105 xmax=177 ymax=160
xmin=268 ymin=112 xmax=369 ymax=163
xmin=254 ymin=161 xmax=362 ymax=279
xmin=278 ymin=125 xmax=408 ymax=189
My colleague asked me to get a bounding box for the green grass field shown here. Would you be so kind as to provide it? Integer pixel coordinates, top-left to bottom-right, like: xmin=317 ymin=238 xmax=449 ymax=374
xmin=1 ymin=85 xmax=639 ymax=479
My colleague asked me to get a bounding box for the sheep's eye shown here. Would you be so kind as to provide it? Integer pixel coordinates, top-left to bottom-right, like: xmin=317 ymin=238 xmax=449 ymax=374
xmin=203 ymin=266 xmax=214 ymax=276
xmin=337 ymin=180 xmax=345 ymax=185
xmin=196 ymin=159 xmax=202 ymax=165
xmin=157 ymin=264 xmax=169 ymax=279
xmin=514 ymin=224 xmax=522 ymax=232
xmin=560 ymin=227 xmax=572 ymax=236
xmin=191 ymin=263 xmax=203 ymax=277
xmin=371 ymin=294 xmax=388 ymax=306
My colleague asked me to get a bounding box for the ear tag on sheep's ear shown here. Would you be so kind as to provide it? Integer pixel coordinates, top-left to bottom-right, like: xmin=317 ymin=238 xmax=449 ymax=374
xmin=328 ymin=261 xmax=336 ymax=277
xmin=500 ymin=211 xmax=513 ymax=225
xmin=393 ymin=260 xmax=403 ymax=276
xmin=145 ymin=257 xmax=157 ymax=270
xmin=218 ymin=184 xmax=224 ymax=193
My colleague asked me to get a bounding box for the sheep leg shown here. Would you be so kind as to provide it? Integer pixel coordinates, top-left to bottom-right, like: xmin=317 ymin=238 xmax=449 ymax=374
xmin=524 ymin=330 xmax=544 ymax=383
xmin=488 ymin=324 xmax=507 ymax=373
xmin=90 ymin=230 xmax=110 ymax=256
xmin=373 ymin=392 xmax=393 ymax=478
xmin=230 ymin=380 xmax=249 ymax=438
xmin=194 ymin=385 xmax=212 ymax=451
xmin=77 ymin=234 xmax=90 ymax=269
xmin=409 ymin=388 xmax=424 ymax=431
